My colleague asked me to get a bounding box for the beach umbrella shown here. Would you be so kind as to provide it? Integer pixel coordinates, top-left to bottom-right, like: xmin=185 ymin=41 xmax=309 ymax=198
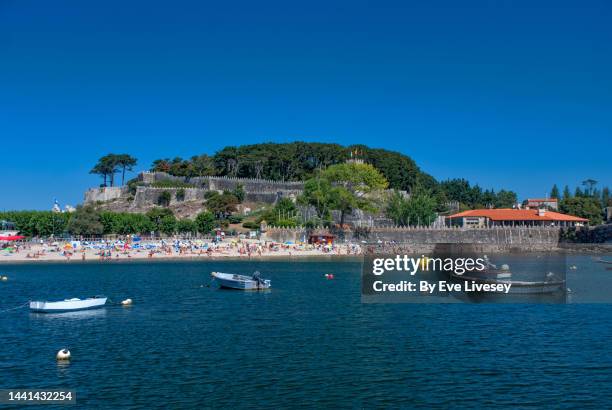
xmin=63 ymin=243 xmax=73 ymax=250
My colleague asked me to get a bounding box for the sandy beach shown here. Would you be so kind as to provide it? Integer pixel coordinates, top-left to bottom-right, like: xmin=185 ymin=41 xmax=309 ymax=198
xmin=0 ymin=239 xmax=362 ymax=264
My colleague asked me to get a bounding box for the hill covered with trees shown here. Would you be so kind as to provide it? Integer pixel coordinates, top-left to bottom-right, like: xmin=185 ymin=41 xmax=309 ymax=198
xmin=149 ymin=142 xmax=517 ymax=211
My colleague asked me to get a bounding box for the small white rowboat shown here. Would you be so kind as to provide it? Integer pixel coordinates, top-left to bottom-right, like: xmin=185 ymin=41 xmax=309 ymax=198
xmin=211 ymin=271 xmax=271 ymax=290
xmin=29 ymin=296 xmax=107 ymax=313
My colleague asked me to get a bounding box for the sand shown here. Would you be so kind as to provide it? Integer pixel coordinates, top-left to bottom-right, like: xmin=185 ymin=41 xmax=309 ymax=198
xmin=0 ymin=239 xmax=362 ymax=264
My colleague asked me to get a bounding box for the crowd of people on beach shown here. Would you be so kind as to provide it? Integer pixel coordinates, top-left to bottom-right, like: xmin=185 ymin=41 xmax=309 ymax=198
xmin=1 ymin=235 xmax=363 ymax=262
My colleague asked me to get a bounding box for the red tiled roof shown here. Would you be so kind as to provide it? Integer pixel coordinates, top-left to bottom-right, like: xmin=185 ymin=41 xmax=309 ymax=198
xmin=527 ymin=198 xmax=558 ymax=202
xmin=448 ymin=209 xmax=588 ymax=222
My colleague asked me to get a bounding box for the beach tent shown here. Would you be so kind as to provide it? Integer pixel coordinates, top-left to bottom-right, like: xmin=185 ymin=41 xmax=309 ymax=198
xmin=0 ymin=235 xmax=25 ymax=241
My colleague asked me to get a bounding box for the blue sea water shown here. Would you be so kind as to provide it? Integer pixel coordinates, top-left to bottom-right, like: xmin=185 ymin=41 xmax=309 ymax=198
xmin=1 ymin=255 xmax=612 ymax=409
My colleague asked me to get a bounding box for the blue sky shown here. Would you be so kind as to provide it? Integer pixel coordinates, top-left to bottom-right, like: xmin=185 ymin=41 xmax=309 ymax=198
xmin=1 ymin=0 xmax=610 ymax=210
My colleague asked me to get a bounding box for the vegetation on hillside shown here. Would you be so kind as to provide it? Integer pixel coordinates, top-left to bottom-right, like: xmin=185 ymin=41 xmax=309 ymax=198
xmin=299 ymin=162 xmax=388 ymax=226
xmin=550 ymin=180 xmax=610 ymax=225
xmin=0 ymin=208 xmax=220 ymax=237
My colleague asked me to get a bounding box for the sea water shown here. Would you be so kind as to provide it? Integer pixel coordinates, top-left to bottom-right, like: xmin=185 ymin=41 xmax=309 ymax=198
xmin=1 ymin=255 xmax=611 ymax=408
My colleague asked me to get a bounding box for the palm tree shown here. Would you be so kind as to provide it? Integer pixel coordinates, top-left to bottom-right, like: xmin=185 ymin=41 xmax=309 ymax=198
xmin=115 ymin=154 xmax=138 ymax=185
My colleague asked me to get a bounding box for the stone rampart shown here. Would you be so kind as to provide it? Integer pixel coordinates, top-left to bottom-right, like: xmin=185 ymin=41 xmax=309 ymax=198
xmin=84 ymin=186 xmax=128 ymax=203
xmin=263 ymin=226 xmax=562 ymax=252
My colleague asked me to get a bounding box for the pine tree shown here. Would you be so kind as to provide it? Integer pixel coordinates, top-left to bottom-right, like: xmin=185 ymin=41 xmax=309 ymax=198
xmin=563 ymin=185 xmax=572 ymax=199
xmin=575 ymin=187 xmax=584 ymax=197
xmin=550 ymin=184 xmax=560 ymax=199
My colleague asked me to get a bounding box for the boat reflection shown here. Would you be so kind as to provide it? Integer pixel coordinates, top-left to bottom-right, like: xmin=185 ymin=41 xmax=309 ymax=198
xmin=30 ymin=307 xmax=107 ymax=320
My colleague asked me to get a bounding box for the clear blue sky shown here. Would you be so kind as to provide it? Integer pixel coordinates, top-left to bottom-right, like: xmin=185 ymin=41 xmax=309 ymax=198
xmin=1 ymin=0 xmax=610 ymax=210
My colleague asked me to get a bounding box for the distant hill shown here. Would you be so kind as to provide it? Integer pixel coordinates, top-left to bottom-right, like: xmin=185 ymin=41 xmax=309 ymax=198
xmin=151 ymin=142 xmax=434 ymax=192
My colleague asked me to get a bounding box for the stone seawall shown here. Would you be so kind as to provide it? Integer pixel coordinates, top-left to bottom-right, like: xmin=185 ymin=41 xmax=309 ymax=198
xmin=263 ymin=227 xmax=562 ymax=252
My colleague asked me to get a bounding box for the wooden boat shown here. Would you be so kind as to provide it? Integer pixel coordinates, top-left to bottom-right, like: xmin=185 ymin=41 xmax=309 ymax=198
xmin=211 ymin=271 xmax=271 ymax=290
xmin=29 ymin=296 xmax=107 ymax=313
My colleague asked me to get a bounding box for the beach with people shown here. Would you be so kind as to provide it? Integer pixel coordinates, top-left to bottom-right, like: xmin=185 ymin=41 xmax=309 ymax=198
xmin=0 ymin=237 xmax=363 ymax=264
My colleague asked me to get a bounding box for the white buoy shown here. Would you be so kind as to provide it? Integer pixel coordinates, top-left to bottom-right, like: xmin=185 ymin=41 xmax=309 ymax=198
xmin=56 ymin=349 xmax=71 ymax=361
xmin=121 ymin=298 xmax=133 ymax=306
xmin=1 ymin=275 xmax=7 ymax=281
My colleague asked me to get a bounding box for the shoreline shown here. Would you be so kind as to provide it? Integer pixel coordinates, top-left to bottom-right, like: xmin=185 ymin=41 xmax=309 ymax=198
xmin=0 ymin=240 xmax=363 ymax=265
xmin=0 ymin=253 xmax=364 ymax=265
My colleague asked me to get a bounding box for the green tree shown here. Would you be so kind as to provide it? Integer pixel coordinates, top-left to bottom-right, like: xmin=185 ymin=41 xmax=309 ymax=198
xmin=560 ymin=197 xmax=603 ymax=225
xmin=550 ymin=184 xmax=560 ymax=199
xmin=299 ymin=177 xmax=334 ymax=220
xmin=575 ymin=187 xmax=584 ymax=197
xmin=582 ymin=179 xmax=597 ymax=196
xmin=115 ymin=154 xmax=138 ymax=186
xmin=563 ymin=185 xmax=572 ymax=200
xmin=321 ymin=162 xmax=388 ymax=193
xmin=204 ymin=191 xmax=239 ymax=219
xmin=190 ymin=154 xmax=216 ymax=177
xmin=160 ymin=215 xmax=177 ymax=236
xmin=90 ymin=154 xmax=121 ymax=187
xmin=158 ymin=191 xmax=172 ymax=207
xmin=67 ymin=205 xmax=104 ymax=236
xmin=386 ymin=189 xmax=437 ymax=226
xmin=147 ymin=208 xmax=174 ymax=233
xmin=195 ymin=211 xmax=215 ymax=234
xmin=495 ymin=190 xmax=517 ymax=208
xmin=299 ymin=162 xmax=388 ymax=226
xmin=232 ymin=184 xmax=245 ymax=202
xmin=177 ymin=219 xmax=197 ymax=235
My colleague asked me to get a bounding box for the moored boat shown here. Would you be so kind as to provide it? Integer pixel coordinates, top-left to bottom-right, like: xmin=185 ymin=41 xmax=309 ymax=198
xmin=29 ymin=296 xmax=107 ymax=313
xmin=450 ymin=272 xmax=565 ymax=294
xmin=211 ymin=271 xmax=271 ymax=290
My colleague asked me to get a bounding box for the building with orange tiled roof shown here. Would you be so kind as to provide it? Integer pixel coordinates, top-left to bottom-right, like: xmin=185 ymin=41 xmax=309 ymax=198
xmin=447 ymin=208 xmax=588 ymax=228
xmin=525 ymin=198 xmax=558 ymax=210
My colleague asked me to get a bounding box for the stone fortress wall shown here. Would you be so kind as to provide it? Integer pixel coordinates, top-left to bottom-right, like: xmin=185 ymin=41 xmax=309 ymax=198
xmin=264 ymin=226 xmax=563 ymax=252
xmin=84 ymin=171 xmax=305 ymax=212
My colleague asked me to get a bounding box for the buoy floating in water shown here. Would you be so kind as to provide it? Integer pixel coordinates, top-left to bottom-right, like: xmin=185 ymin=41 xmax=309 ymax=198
xmin=1 ymin=275 xmax=8 ymax=281
xmin=325 ymin=274 xmax=334 ymax=280
xmin=121 ymin=298 xmax=133 ymax=306
xmin=56 ymin=349 xmax=71 ymax=361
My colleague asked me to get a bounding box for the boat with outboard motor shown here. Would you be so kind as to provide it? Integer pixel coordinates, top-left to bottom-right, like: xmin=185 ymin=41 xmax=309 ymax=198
xmin=449 ymin=256 xmax=565 ymax=295
xmin=211 ymin=271 xmax=271 ymax=290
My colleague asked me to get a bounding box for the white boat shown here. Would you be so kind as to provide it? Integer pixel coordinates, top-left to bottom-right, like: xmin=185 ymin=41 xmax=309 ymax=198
xmin=211 ymin=271 xmax=271 ymax=290
xmin=29 ymin=296 xmax=107 ymax=313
